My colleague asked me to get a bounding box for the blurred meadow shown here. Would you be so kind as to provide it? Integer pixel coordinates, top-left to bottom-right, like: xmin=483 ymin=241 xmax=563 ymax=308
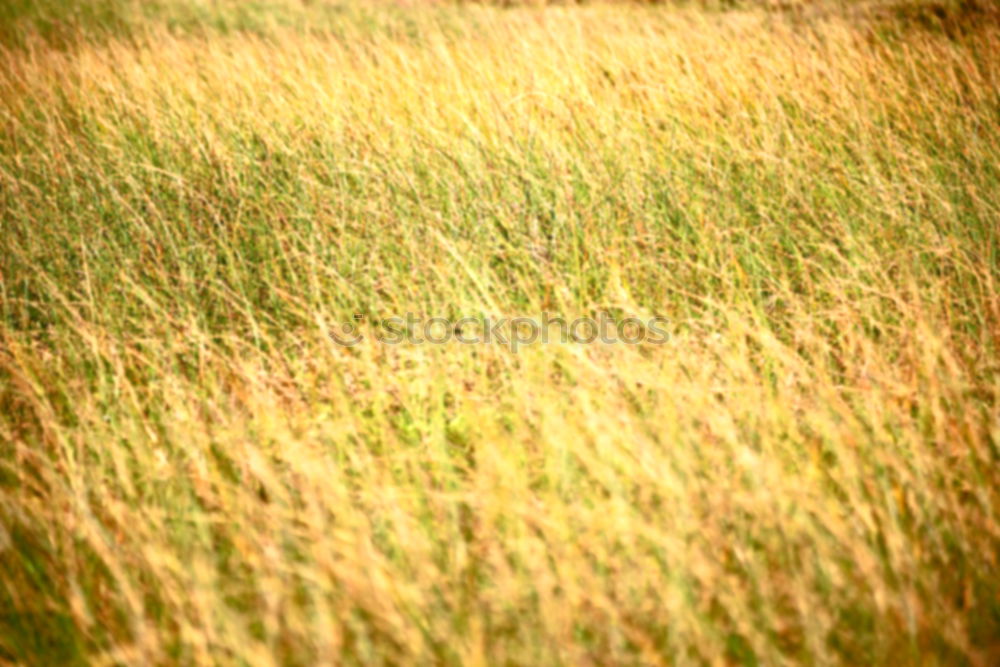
xmin=1 ymin=0 xmax=998 ymax=664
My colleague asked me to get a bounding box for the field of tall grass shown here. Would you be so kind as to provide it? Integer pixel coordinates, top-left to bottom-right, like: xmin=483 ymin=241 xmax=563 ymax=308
xmin=1 ymin=0 xmax=998 ymax=663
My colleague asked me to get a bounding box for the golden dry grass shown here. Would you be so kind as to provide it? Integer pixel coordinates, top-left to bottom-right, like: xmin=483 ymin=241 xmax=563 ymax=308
xmin=1 ymin=1 xmax=998 ymax=664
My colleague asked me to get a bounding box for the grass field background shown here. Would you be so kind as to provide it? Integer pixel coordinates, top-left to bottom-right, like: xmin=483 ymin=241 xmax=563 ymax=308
xmin=1 ymin=0 xmax=999 ymax=663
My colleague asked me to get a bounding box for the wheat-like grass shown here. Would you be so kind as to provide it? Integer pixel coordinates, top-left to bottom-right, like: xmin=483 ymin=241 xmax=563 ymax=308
xmin=1 ymin=1 xmax=998 ymax=664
